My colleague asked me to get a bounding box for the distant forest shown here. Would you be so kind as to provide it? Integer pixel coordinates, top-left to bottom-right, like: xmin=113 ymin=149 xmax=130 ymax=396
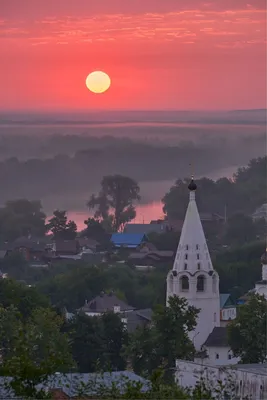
xmin=0 ymin=131 xmax=265 ymax=207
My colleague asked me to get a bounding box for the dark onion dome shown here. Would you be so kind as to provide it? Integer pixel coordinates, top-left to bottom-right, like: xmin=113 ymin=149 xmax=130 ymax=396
xmin=261 ymin=250 xmax=267 ymax=265
xmin=188 ymin=178 xmax=197 ymax=191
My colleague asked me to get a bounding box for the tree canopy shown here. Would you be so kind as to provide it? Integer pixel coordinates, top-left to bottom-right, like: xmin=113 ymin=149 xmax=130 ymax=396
xmin=0 ymin=199 xmax=47 ymax=241
xmin=126 ymin=296 xmax=199 ymax=378
xmin=88 ymin=175 xmax=141 ymax=232
xmin=46 ymin=209 xmax=77 ymax=240
xmin=162 ymin=156 xmax=266 ymax=220
xmin=228 ymin=294 xmax=267 ymax=363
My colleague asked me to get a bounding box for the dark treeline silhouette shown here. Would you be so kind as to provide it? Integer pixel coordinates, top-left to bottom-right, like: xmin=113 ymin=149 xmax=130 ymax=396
xmin=0 ymin=134 xmax=265 ymax=203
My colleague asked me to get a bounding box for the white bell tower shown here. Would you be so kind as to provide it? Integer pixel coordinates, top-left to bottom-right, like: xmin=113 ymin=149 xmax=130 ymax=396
xmin=254 ymin=250 xmax=267 ymax=298
xmin=166 ymin=177 xmax=220 ymax=351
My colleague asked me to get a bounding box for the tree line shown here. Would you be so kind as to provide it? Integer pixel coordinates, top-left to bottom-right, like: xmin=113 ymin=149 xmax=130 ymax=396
xmin=0 ymin=277 xmax=265 ymax=399
xmin=0 ymin=156 xmax=265 ymax=242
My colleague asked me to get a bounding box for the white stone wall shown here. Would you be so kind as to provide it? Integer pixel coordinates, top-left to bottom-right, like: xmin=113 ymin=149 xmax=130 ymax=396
xmin=175 ymin=360 xmax=267 ymax=399
xmin=203 ymin=345 xmax=239 ymax=366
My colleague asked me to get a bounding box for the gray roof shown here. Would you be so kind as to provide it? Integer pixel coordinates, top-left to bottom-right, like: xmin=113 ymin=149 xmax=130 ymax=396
xmin=124 ymin=308 xmax=153 ymax=333
xmin=124 ymin=223 xmax=165 ymax=235
xmin=0 ymin=371 xmax=151 ymax=398
xmin=80 ymin=292 xmax=134 ymax=313
xmin=204 ymin=327 xmax=229 ymax=347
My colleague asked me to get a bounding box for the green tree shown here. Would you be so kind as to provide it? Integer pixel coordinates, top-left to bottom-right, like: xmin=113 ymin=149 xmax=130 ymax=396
xmin=47 ymin=210 xmax=77 ymax=240
xmin=228 ymin=294 xmax=267 ymax=363
xmin=0 ymin=279 xmax=50 ymax=320
xmin=223 ymin=213 xmax=257 ymax=246
xmin=0 ymin=199 xmax=47 ymax=241
xmin=82 ymin=217 xmax=106 ymax=241
xmin=88 ymin=175 xmax=141 ymax=232
xmin=100 ymin=311 xmax=128 ymax=371
xmin=0 ymin=307 xmax=74 ymax=399
xmin=126 ymin=296 xmax=199 ymax=378
xmin=65 ymin=311 xmax=127 ymax=373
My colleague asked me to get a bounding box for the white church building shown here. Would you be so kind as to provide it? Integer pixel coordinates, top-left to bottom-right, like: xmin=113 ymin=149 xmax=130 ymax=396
xmin=166 ymin=177 xmax=238 ymax=365
xmin=166 ymin=178 xmax=267 ymax=396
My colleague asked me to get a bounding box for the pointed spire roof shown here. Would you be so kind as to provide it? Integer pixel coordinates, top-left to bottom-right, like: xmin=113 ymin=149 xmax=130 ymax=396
xmin=173 ymin=178 xmax=213 ymax=274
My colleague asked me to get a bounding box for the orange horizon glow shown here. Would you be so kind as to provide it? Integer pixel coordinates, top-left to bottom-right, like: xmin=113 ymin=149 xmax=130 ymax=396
xmin=0 ymin=1 xmax=266 ymax=111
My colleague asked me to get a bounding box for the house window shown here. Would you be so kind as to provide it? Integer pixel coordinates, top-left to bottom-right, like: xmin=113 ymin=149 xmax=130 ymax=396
xmin=180 ymin=276 xmax=189 ymax=291
xmin=215 ymin=353 xmax=219 ymax=359
xmin=197 ymin=254 xmax=200 ymax=260
xmin=196 ymin=244 xmax=199 ymax=250
xmin=228 ymin=353 xmax=232 ymax=360
xmin=185 ymin=254 xmax=188 ymax=260
xmin=197 ymin=263 xmax=201 ymax=270
xmin=184 ymin=263 xmax=187 ymax=270
xmin=197 ymin=275 xmax=205 ymax=292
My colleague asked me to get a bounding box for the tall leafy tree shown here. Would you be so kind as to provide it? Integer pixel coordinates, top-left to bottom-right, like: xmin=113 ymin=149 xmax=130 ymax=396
xmin=88 ymin=175 xmax=141 ymax=232
xmin=0 ymin=307 xmax=74 ymax=399
xmin=0 ymin=199 xmax=47 ymax=241
xmin=126 ymin=296 xmax=199 ymax=378
xmin=65 ymin=311 xmax=127 ymax=372
xmin=228 ymin=294 xmax=267 ymax=363
xmin=47 ymin=210 xmax=77 ymax=240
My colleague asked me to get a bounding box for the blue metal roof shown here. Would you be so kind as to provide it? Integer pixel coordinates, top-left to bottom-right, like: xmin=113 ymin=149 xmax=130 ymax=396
xmin=220 ymin=293 xmax=230 ymax=309
xmin=111 ymin=233 xmax=146 ymax=247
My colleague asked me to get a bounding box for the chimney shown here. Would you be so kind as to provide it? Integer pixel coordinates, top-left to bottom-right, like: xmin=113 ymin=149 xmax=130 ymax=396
xmin=114 ymin=305 xmax=120 ymax=313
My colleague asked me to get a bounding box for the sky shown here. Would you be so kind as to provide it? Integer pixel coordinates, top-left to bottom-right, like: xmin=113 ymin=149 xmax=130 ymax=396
xmin=0 ymin=0 xmax=266 ymax=111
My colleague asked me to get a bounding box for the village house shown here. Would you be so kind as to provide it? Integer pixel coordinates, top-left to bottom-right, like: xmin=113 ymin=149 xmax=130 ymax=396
xmin=78 ymin=291 xmax=152 ymax=333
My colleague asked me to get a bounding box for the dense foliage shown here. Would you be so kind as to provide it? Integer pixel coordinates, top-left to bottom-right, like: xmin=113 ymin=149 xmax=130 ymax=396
xmin=126 ymin=296 xmax=198 ymax=378
xmin=228 ymin=294 xmax=267 ymax=363
xmin=88 ymin=174 xmax=141 ymax=232
xmin=162 ymin=156 xmax=266 ymax=219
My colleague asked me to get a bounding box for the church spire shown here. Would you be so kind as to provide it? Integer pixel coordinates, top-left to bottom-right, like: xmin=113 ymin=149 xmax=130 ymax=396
xmin=172 ymin=177 xmax=213 ymax=274
xmin=166 ymin=177 xmax=220 ymax=351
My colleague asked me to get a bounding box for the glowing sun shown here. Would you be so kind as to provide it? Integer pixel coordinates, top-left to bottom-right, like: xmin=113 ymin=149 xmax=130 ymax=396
xmin=85 ymin=71 xmax=111 ymax=94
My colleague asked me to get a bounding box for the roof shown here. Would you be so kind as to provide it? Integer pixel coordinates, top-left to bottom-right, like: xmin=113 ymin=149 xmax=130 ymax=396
xmin=172 ymin=187 xmax=214 ymax=274
xmin=128 ymin=250 xmax=174 ymax=261
xmin=111 ymin=233 xmax=146 ymax=248
xmin=220 ymin=293 xmax=231 ymax=309
xmin=124 ymin=223 xmax=164 ymax=235
xmin=77 ymin=237 xmax=100 ymax=249
xmin=200 ymin=213 xmax=224 ymax=221
xmin=8 ymin=237 xmax=47 ymax=252
xmin=0 ymin=371 xmax=151 ymax=399
xmin=204 ymin=327 xmax=229 ymax=347
xmin=54 ymin=240 xmax=79 ymax=253
xmin=80 ymin=292 xmax=134 ymax=313
xmin=124 ymin=308 xmax=152 ymax=333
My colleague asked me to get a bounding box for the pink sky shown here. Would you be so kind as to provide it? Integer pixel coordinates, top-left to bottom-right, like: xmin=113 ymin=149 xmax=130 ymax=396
xmin=0 ymin=0 xmax=266 ymax=110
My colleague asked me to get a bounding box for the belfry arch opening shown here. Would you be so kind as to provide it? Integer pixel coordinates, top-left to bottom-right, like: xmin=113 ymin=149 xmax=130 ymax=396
xmin=197 ymin=275 xmax=205 ymax=292
xmin=180 ymin=275 xmax=189 ymax=291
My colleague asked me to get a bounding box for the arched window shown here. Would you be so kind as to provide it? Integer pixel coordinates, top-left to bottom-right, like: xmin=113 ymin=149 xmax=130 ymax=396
xmin=196 ymin=244 xmax=199 ymax=250
xmin=215 ymin=353 xmax=219 ymax=359
xmin=197 ymin=275 xmax=205 ymax=292
xmin=197 ymin=254 xmax=200 ymax=260
xmin=185 ymin=245 xmax=189 ymax=250
xmin=197 ymin=263 xmax=201 ymax=270
xmin=180 ymin=276 xmax=189 ymax=291
xmin=212 ymin=275 xmax=217 ymax=293
xmin=184 ymin=263 xmax=187 ymax=270
xmin=185 ymin=254 xmax=188 ymax=260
